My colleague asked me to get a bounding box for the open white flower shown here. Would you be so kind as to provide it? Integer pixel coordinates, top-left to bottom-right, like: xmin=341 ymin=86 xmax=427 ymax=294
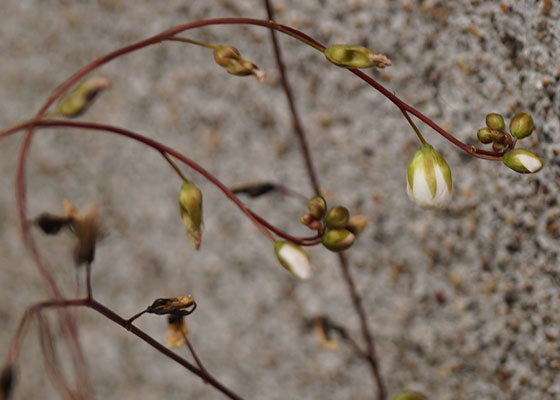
xmin=503 ymin=149 xmax=543 ymax=174
xmin=406 ymin=144 xmax=453 ymax=210
xmin=274 ymin=241 xmax=312 ymax=280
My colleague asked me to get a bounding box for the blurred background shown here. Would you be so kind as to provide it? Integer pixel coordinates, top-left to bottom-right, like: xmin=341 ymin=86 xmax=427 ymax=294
xmin=1 ymin=1 xmax=559 ymax=399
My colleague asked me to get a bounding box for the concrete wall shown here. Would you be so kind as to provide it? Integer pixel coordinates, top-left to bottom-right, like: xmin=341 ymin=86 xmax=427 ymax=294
xmin=0 ymin=1 xmax=559 ymax=399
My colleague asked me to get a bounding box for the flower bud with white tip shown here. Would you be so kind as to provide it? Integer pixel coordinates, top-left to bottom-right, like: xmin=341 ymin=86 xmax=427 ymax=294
xmin=503 ymin=149 xmax=543 ymax=174
xmin=321 ymin=229 xmax=355 ymax=252
xmin=509 ymin=112 xmax=534 ymax=139
xmin=406 ymin=144 xmax=453 ymax=210
xmin=274 ymin=241 xmax=312 ymax=280
xmin=178 ymin=181 xmax=203 ymax=250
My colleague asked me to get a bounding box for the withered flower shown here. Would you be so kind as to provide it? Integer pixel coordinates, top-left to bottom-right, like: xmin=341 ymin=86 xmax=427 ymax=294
xmin=63 ymin=200 xmax=103 ymax=266
xmin=146 ymin=295 xmax=197 ymax=317
xmin=166 ymin=315 xmax=189 ymax=348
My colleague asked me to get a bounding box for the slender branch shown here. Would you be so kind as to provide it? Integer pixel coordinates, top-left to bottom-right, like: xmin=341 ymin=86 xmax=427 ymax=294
xmin=337 ymin=253 xmax=386 ymax=400
xmin=264 ymin=0 xmax=321 ymax=196
xmin=6 ymin=298 xmax=245 ymax=400
xmin=401 ymin=108 xmax=427 ymax=146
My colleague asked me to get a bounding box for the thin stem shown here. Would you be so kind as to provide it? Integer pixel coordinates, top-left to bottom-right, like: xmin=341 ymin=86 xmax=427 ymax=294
xmin=400 ymin=108 xmax=427 ymax=146
xmin=337 ymin=253 xmax=386 ymax=400
xmin=7 ymin=298 xmax=245 ymax=400
xmin=165 ymin=36 xmax=216 ymax=49
xmin=85 ymin=262 xmax=93 ymax=300
xmin=162 ymin=151 xmax=190 ymax=183
xmin=184 ymin=336 xmax=210 ymax=380
xmin=7 ymin=119 xmax=280 ymax=242
xmin=264 ymin=0 xmax=321 ymax=196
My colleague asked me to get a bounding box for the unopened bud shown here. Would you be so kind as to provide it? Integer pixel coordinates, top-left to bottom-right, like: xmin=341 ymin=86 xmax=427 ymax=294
xmin=406 ymin=144 xmax=453 ymax=210
xmin=213 ymin=45 xmax=265 ymax=82
xmin=325 ymin=45 xmax=391 ymax=69
xmin=308 ymin=196 xmax=327 ymax=219
xmin=477 ymin=127 xmax=493 ymax=144
xmin=324 ymin=206 xmax=350 ymax=229
xmin=393 ymin=390 xmax=427 ymax=400
xmin=492 ymin=141 xmax=505 ymax=151
xmin=509 ymin=112 xmax=534 ymax=139
xmin=178 ymin=181 xmax=203 ymax=250
xmin=503 ymin=148 xmax=544 ymax=174
xmin=58 ymin=77 xmax=110 ymax=117
xmin=485 ymin=113 xmax=506 ymax=131
xmin=321 ymin=229 xmax=355 ymax=252
xmin=345 ymin=215 xmax=370 ymax=235
xmin=300 ymin=213 xmax=321 ymax=230
xmin=274 ymin=241 xmax=312 ymax=280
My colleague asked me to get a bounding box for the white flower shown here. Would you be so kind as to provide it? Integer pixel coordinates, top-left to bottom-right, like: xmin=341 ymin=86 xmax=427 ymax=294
xmin=406 ymin=144 xmax=453 ymax=210
xmin=503 ymin=149 xmax=543 ymax=174
xmin=274 ymin=241 xmax=312 ymax=280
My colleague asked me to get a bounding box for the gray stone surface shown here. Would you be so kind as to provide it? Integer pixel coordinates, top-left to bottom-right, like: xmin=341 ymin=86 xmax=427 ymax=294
xmin=1 ymin=1 xmax=559 ymax=399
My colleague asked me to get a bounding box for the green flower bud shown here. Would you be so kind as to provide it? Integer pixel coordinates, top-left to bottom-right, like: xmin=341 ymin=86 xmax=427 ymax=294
xmin=503 ymin=149 xmax=544 ymax=174
xmin=509 ymin=112 xmax=534 ymax=139
xmin=321 ymin=229 xmax=355 ymax=252
xmin=324 ymin=206 xmax=350 ymax=229
xmin=178 ymin=181 xmax=203 ymax=250
xmin=477 ymin=127 xmax=494 ymax=144
xmin=58 ymin=77 xmax=110 ymax=117
xmin=485 ymin=113 xmax=506 ymax=131
xmin=213 ymin=45 xmax=265 ymax=82
xmin=324 ymin=44 xmax=391 ymax=69
xmin=308 ymin=196 xmax=327 ymax=219
xmin=406 ymin=144 xmax=453 ymax=210
xmin=393 ymin=390 xmax=427 ymax=400
xmin=274 ymin=241 xmax=312 ymax=280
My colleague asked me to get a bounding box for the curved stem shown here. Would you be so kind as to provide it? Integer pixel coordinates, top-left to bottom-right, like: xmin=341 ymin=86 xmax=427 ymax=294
xmin=400 ymin=108 xmax=427 ymax=146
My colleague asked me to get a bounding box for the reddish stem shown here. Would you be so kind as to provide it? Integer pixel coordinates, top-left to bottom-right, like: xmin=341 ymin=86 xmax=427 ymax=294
xmin=6 ymin=298 xmax=244 ymax=400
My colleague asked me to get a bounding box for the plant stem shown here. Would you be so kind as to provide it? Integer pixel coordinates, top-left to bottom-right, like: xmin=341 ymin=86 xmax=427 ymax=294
xmin=7 ymin=298 xmax=245 ymax=400
xmin=400 ymin=108 xmax=427 ymax=145
xmin=338 ymin=253 xmax=386 ymax=400
xmin=264 ymin=0 xmax=321 ymax=196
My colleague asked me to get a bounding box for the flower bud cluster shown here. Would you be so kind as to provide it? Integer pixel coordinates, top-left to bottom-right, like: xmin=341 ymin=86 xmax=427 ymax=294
xmin=475 ymin=112 xmax=543 ymax=174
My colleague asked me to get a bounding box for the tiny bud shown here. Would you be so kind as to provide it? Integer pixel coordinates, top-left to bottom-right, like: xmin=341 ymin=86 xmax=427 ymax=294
xmin=274 ymin=241 xmax=312 ymax=280
xmin=300 ymin=213 xmax=321 ymax=230
xmin=178 ymin=181 xmax=203 ymax=250
xmin=213 ymin=45 xmax=265 ymax=82
xmin=325 ymin=45 xmax=392 ymax=69
xmin=1 ymin=364 xmax=15 ymax=400
xmin=58 ymin=77 xmax=110 ymax=117
xmin=485 ymin=113 xmax=506 ymax=131
xmin=509 ymin=112 xmax=534 ymax=139
xmin=324 ymin=206 xmax=350 ymax=229
xmin=406 ymin=144 xmax=453 ymax=210
xmin=492 ymin=141 xmax=505 ymax=151
xmin=477 ymin=127 xmax=493 ymax=144
xmin=345 ymin=215 xmax=371 ymax=235
xmin=503 ymin=149 xmax=544 ymax=174
xmin=393 ymin=390 xmax=428 ymax=400
xmin=307 ymin=196 xmax=327 ymax=219
xmin=321 ymin=229 xmax=355 ymax=252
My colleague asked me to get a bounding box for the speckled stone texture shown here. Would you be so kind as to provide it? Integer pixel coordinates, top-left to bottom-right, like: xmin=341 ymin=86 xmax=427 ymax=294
xmin=1 ymin=1 xmax=559 ymax=399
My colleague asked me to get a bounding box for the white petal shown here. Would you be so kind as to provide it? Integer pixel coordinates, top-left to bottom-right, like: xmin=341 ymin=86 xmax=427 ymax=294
xmin=278 ymin=244 xmax=312 ymax=280
xmin=517 ymin=154 xmax=542 ymax=173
